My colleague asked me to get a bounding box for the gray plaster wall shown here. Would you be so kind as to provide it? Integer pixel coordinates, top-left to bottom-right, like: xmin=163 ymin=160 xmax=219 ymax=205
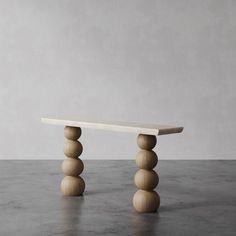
xmin=0 ymin=0 xmax=235 ymax=159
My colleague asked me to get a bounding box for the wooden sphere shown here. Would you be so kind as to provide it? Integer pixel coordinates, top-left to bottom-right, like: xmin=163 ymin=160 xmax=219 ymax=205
xmin=134 ymin=169 xmax=159 ymax=190
xmin=64 ymin=140 xmax=83 ymax=158
xmin=136 ymin=150 xmax=158 ymax=169
xmin=64 ymin=126 xmax=81 ymax=140
xmin=61 ymin=158 xmax=84 ymax=176
xmin=133 ymin=190 xmax=160 ymax=213
xmin=61 ymin=176 xmax=85 ymax=196
xmin=137 ymin=134 xmax=157 ymax=150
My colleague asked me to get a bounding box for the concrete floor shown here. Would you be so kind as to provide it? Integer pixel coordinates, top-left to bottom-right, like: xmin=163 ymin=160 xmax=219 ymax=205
xmin=0 ymin=160 xmax=235 ymax=236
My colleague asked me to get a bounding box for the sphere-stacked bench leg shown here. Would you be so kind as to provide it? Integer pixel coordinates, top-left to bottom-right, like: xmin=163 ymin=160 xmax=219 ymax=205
xmin=133 ymin=134 xmax=160 ymax=213
xmin=61 ymin=126 xmax=85 ymax=196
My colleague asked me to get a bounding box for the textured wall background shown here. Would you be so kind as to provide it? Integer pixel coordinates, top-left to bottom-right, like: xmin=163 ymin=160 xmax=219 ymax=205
xmin=0 ymin=0 xmax=235 ymax=159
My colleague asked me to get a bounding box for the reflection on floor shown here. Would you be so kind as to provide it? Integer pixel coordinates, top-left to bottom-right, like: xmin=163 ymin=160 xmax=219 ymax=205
xmin=0 ymin=160 xmax=235 ymax=235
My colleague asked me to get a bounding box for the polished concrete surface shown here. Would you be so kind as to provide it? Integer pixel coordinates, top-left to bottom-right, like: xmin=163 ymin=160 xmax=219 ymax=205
xmin=0 ymin=160 xmax=235 ymax=236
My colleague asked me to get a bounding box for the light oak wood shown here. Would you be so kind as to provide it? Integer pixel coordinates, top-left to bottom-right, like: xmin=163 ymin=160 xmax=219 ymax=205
xmin=61 ymin=176 xmax=85 ymax=196
xmin=61 ymin=158 xmax=84 ymax=176
xmin=136 ymin=150 xmax=158 ymax=170
xmin=41 ymin=117 xmax=183 ymax=212
xmin=134 ymin=169 xmax=159 ymax=191
xmin=137 ymin=134 xmax=157 ymax=150
xmin=133 ymin=190 xmax=160 ymax=213
xmin=41 ymin=117 xmax=183 ymax=136
xmin=62 ymin=126 xmax=85 ymax=196
xmin=64 ymin=126 xmax=81 ymax=140
xmin=133 ymin=133 xmax=160 ymax=213
xmin=64 ymin=140 xmax=83 ymax=158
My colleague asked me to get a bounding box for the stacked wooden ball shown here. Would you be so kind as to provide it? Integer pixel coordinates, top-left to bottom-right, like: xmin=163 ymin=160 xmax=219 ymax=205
xmin=61 ymin=126 xmax=85 ymax=196
xmin=133 ymin=134 xmax=160 ymax=213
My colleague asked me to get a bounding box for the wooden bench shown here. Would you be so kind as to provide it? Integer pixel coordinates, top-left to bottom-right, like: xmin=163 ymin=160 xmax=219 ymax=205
xmin=41 ymin=117 xmax=183 ymax=213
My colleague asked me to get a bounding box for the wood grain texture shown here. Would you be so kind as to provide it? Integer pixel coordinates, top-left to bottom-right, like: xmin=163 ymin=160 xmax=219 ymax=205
xmin=133 ymin=134 xmax=160 ymax=213
xmin=136 ymin=150 xmax=158 ymax=170
xmin=134 ymin=169 xmax=159 ymax=191
xmin=41 ymin=117 xmax=183 ymax=136
xmin=64 ymin=140 xmax=83 ymax=158
xmin=64 ymin=126 xmax=81 ymax=140
xmin=137 ymin=134 xmax=157 ymax=150
xmin=61 ymin=158 xmax=84 ymax=176
xmin=133 ymin=190 xmax=160 ymax=213
xmin=61 ymin=176 xmax=85 ymax=196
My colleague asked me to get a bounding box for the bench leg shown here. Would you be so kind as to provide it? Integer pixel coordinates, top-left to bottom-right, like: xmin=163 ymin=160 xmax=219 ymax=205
xmin=60 ymin=126 xmax=85 ymax=196
xmin=133 ymin=134 xmax=160 ymax=213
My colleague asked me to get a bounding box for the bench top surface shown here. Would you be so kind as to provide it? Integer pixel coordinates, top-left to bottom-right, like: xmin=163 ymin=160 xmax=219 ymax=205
xmin=41 ymin=117 xmax=183 ymax=136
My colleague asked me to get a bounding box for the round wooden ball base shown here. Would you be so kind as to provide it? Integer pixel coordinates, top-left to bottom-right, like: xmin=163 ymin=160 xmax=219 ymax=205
xmin=133 ymin=134 xmax=160 ymax=213
xmin=61 ymin=126 xmax=85 ymax=196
